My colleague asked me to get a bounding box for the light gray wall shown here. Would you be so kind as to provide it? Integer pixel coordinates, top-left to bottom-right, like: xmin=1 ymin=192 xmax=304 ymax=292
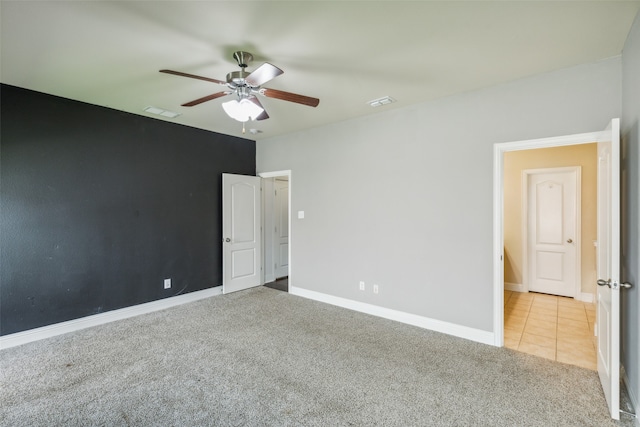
xmin=257 ymin=57 xmax=621 ymax=332
xmin=621 ymin=11 xmax=640 ymax=414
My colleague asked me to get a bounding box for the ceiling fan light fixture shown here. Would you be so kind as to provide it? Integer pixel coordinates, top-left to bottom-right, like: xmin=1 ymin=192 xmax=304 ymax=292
xmin=222 ymin=98 xmax=264 ymax=122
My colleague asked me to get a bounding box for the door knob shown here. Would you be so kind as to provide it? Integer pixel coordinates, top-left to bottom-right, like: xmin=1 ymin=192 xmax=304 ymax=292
xmin=597 ymin=279 xmax=611 ymax=288
xmin=621 ymin=282 xmax=633 ymax=289
xmin=225 ymin=238 xmax=231 ymax=242
xmin=567 ymin=238 xmax=573 ymax=243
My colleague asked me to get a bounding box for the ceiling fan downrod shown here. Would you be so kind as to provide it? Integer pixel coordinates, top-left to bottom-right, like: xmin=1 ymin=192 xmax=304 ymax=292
xmin=226 ymin=52 xmax=255 ymax=91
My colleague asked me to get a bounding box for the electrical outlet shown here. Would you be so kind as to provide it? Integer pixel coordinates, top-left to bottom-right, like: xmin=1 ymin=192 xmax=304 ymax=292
xmin=359 ymin=281 xmax=365 ymax=291
xmin=373 ymin=284 xmax=379 ymax=294
xmin=164 ymin=278 xmax=171 ymax=289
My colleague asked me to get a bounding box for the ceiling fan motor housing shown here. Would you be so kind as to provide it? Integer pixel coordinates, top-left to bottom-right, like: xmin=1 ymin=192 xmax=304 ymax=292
xmin=226 ymin=70 xmax=251 ymax=86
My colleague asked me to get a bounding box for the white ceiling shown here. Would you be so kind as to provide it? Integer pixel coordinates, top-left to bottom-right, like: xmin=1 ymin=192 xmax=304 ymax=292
xmin=2 ymin=1 xmax=638 ymax=141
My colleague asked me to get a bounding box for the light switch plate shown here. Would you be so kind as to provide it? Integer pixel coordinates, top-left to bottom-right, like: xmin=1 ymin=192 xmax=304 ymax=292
xmin=298 ymin=211 xmax=305 ymax=219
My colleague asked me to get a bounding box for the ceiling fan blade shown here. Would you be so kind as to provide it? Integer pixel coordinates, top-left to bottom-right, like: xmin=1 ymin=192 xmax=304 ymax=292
xmin=247 ymin=96 xmax=269 ymax=121
xmin=245 ymin=63 xmax=284 ymax=87
xmin=181 ymin=92 xmax=230 ymax=107
xmin=261 ymin=88 xmax=320 ymax=107
xmin=160 ymin=69 xmax=227 ymax=86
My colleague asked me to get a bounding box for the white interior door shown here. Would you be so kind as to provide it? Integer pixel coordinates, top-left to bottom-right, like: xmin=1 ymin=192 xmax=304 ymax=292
xmin=222 ymin=173 xmax=262 ymax=294
xmin=274 ymin=179 xmax=289 ymax=279
xmin=526 ymin=168 xmax=579 ymax=297
xmin=596 ymin=118 xmax=620 ymax=420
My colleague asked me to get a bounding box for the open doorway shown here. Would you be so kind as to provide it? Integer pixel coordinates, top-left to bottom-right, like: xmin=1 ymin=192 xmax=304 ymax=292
xmin=259 ymin=170 xmax=291 ymax=292
xmin=492 ymin=127 xmax=608 ymax=350
xmin=501 ymin=144 xmax=598 ymax=369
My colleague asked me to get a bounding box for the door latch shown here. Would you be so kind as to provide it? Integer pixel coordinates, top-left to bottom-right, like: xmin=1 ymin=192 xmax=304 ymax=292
xmin=597 ymin=279 xmax=633 ymax=290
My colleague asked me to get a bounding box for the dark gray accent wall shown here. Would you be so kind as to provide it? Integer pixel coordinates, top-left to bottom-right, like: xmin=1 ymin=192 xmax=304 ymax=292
xmin=0 ymin=84 xmax=255 ymax=335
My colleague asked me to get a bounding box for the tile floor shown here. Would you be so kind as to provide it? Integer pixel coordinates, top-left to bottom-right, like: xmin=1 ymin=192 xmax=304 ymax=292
xmin=504 ymin=290 xmax=597 ymax=370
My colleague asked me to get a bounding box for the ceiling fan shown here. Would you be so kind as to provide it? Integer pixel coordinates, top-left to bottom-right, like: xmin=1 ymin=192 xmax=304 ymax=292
xmin=160 ymin=51 xmax=319 ymax=124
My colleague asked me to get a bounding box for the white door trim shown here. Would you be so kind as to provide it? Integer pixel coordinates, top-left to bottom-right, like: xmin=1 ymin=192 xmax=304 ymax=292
xmin=274 ymin=179 xmax=289 ymax=279
xmin=259 ymin=170 xmax=292 ymax=290
xmin=521 ymin=166 xmax=582 ymax=298
xmin=493 ymin=130 xmax=602 ymax=347
xmin=262 ymin=177 xmax=276 ymax=284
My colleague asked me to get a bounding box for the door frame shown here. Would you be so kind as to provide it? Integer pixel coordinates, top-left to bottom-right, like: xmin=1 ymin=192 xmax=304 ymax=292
xmin=522 ymin=166 xmax=582 ymax=298
xmin=259 ymin=170 xmax=292 ymax=290
xmin=273 ymin=178 xmax=289 ymax=279
xmin=493 ymin=131 xmax=602 ymax=346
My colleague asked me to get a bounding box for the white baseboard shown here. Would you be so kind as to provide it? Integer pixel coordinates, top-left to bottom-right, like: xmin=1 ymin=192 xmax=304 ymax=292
xmin=505 ymin=282 xmax=526 ymax=292
xmin=0 ymin=287 xmax=223 ymax=350
xmin=289 ymin=286 xmax=494 ymax=346
xmin=621 ymin=364 xmax=639 ymax=424
xmin=577 ymin=292 xmax=594 ymax=303
xmin=504 ymin=284 xmax=594 ymax=304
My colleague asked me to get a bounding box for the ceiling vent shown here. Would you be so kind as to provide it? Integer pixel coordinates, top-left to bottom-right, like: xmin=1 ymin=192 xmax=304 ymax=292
xmin=367 ymin=96 xmax=395 ymax=107
xmin=143 ymin=106 xmax=181 ymax=118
